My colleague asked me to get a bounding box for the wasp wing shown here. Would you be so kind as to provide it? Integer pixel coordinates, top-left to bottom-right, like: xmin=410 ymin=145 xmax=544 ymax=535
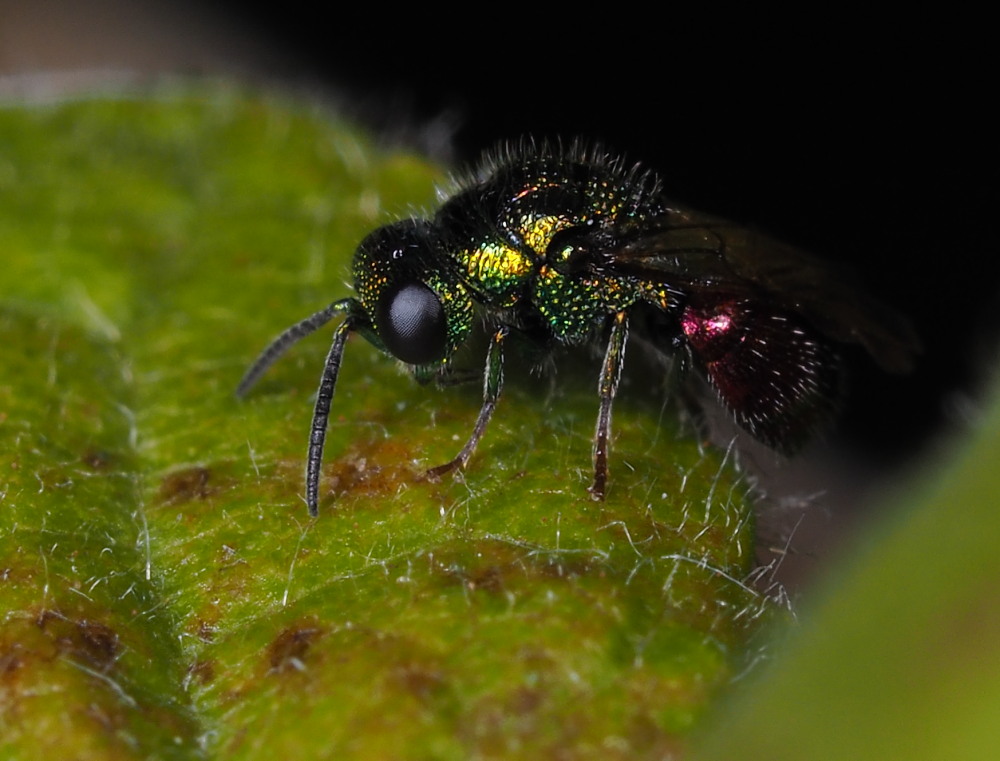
xmin=573 ymin=205 xmax=920 ymax=450
xmin=600 ymin=205 xmax=920 ymax=374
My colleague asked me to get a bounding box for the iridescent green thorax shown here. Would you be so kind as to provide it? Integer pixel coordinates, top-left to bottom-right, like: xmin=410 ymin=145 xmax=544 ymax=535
xmin=435 ymin=153 xmax=667 ymax=342
xmin=455 ymin=239 xmax=533 ymax=307
xmin=531 ymin=267 xmax=638 ymax=341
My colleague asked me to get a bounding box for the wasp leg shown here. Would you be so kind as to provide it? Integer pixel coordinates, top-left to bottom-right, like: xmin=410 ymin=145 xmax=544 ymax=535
xmin=590 ymin=311 xmax=629 ymax=500
xmin=305 ymin=317 xmax=356 ymax=516
xmin=426 ymin=325 xmax=509 ymax=481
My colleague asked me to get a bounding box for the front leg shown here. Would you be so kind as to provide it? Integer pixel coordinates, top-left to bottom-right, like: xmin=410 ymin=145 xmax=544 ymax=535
xmin=425 ymin=325 xmax=509 ymax=480
xmin=590 ymin=311 xmax=629 ymax=500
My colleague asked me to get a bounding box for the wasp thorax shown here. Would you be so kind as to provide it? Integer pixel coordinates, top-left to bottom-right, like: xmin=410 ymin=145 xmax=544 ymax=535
xmin=376 ymin=280 xmax=447 ymax=364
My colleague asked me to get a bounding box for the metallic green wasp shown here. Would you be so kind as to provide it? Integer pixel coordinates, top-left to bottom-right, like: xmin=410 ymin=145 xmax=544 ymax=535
xmin=239 ymin=140 xmax=918 ymax=516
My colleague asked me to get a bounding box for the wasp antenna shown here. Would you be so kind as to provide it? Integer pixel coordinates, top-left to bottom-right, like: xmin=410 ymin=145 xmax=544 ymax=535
xmin=306 ymin=317 xmax=356 ymax=516
xmin=237 ymin=301 xmax=352 ymax=397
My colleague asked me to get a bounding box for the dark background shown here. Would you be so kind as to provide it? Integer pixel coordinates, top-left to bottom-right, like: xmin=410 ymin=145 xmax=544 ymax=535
xmin=308 ymin=21 xmax=996 ymax=578
xmin=3 ymin=2 xmax=995 ymax=582
xmin=237 ymin=9 xmax=997 ymax=460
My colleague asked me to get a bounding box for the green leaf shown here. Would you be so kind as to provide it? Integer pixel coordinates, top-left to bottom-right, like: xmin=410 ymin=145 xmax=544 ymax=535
xmin=0 ymin=85 xmax=766 ymax=758
xmin=692 ymin=379 xmax=1000 ymax=760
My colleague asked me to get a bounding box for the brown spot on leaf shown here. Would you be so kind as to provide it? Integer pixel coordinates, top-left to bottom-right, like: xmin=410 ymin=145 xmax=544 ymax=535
xmin=319 ymin=436 xmax=421 ymax=506
xmin=430 ymin=539 xmax=599 ymax=597
xmin=159 ymin=466 xmax=213 ymax=504
xmin=508 ymin=685 xmax=544 ymax=716
xmin=81 ymin=449 xmax=114 ymax=471
xmin=392 ymin=663 xmax=446 ymax=704
xmin=267 ymin=620 xmax=324 ymax=674
xmin=465 ymin=563 xmax=506 ymax=594
xmin=1 ymin=605 xmax=202 ymax=745
xmin=74 ymin=620 xmax=121 ymax=670
xmin=0 ymin=644 xmax=24 ymax=677
xmin=196 ymin=619 xmax=218 ymax=643
xmin=36 ymin=611 xmax=121 ymax=671
xmin=187 ymin=658 xmax=216 ymax=686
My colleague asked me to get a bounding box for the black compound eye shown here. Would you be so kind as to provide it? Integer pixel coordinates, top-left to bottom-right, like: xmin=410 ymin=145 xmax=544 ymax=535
xmin=376 ymin=281 xmax=448 ymax=365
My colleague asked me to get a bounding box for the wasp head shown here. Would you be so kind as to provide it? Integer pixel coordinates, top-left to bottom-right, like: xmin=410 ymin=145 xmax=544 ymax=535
xmin=353 ymin=219 xmax=474 ymax=369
